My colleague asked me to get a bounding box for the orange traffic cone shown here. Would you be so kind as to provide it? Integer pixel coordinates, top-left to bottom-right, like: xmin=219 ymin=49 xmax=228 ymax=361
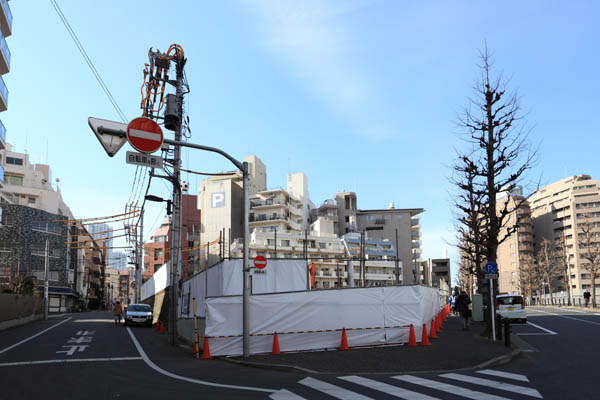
xmin=272 ymin=332 xmax=281 ymax=355
xmin=201 ymin=337 xmax=211 ymax=360
xmin=339 ymin=328 xmax=349 ymax=351
xmin=159 ymin=321 xmax=165 ymax=335
xmin=429 ymin=319 xmax=437 ymax=339
xmin=420 ymin=323 xmax=430 ymax=346
xmin=407 ymin=324 xmax=417 ymax=346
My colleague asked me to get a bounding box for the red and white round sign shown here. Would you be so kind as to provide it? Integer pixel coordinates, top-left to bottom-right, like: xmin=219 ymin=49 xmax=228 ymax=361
xmin=127 ymin=117 xmax=164 ymax=154
xmin=254 ymin=255 xmax=267 ymax=270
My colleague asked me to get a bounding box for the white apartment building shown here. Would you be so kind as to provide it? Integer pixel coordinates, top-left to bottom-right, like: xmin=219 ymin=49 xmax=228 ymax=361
xmin=0 ymin=143 xmax=73 ymax=218
xmin=530 ymin=174 xmax=600 ymax=296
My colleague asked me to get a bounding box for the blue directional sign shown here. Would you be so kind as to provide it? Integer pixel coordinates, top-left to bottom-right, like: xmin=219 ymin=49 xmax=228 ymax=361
xmin=484 ymin=262 xmax=498 ymax=274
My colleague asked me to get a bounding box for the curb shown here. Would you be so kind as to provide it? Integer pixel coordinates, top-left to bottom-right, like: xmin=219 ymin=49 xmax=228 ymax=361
xmin=218 ymin=346 xmax=521 ymax=376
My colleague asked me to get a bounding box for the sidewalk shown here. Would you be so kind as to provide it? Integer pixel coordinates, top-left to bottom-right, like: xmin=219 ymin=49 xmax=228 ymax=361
xmin=224 ymin=315 xmax=516 ymax=374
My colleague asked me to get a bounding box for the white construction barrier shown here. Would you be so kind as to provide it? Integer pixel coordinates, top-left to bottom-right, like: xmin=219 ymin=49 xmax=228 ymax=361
xmin=141 ymin=262 xmax=171 ymax=301
xmin=178 ymin=259 xmax=308 ymax=318
xmin=205 ymin=285 xmax=440 ymax=356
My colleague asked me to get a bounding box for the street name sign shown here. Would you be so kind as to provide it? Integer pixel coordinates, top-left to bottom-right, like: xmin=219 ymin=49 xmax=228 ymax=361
xmin=254 ymin=255 xmax=267 ymax=269
xmin=127 ymin=117 xmax=164 ymax=154
xmin=125 ymin=151 xmax=163 ymax=169
xmin=88 ymin=117 xmax=127 ymax=157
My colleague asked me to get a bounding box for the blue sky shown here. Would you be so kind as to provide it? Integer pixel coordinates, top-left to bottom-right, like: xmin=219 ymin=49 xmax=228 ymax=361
xmin=4 ymin=1 xmax=599 ymax=278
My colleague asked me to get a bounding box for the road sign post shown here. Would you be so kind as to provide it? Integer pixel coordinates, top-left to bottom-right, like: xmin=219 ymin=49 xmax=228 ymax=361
xmin=485 ymin=261 xmax=498 ymax=341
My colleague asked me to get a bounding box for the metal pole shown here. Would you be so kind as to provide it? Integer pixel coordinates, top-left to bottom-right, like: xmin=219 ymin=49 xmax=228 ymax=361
xmin=137 ymin=208 xmax=143 ymax=303
xmin=491 ymin=277 xmax=496 ymax=341
xmin=169 ymin=57 xmax=185 ymax=346
xmin=44 ymin=239 xmax=49 ymax=320
xmin=274 ymin=227 xmax=277 ymax=258
xmin=395 ymin=228 xmax=399 ymax=285
xmin=242 ymin=163 xmax=250 ymax=357
xmin=193 ymin=298 xmax=199 ymax=360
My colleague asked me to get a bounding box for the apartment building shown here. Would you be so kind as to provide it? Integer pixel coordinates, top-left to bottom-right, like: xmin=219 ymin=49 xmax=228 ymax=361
xmin=342 ymin=232 xmax=399 ymax=287
xmin=496 ymin=194 xmax=534 ymax=295
xmin=530 ymin=175 xmax=600 ymax=295
xmin=0 ymin=0 xmax=12 ymax=187
xmin=421 ymin=258 xmax=451 ymax=289
xmin=143 ymin=194 xmax=201 ymax=280
xmin=118 ymin=270 xmax=131 ymax=304
xmin=104 ymin=267 xmax=120 ymax=305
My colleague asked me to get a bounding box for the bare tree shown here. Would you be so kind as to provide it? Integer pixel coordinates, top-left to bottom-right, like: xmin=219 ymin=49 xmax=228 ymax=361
xmin=536 ymin=239 xmax=563 ymax=305
xmin=518 ymin=253 xmax=539 ymax=303
xmin=453 ymin=45 xmax=537 ymax=335
xmin=554 ymin=234 xmax=573 ymax=305
xmin=578 ymin=215 xmax=600 ymax=307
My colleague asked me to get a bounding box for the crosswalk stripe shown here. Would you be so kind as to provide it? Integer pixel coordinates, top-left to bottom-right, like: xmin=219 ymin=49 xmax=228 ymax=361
xmin=269 ymin=389 xmax=307 ymax=399
xmin=392 ymin=375 xmax=511 ymax=400
xmin=299 ymin=377 xmax=374 ymax=400
xmin=338 ymin=375 xmax=440 ymax=399
xmin=477 ymin=369 xmax=530 ymax=382
xmin=440 ymin=373 xmax=542 ymax=398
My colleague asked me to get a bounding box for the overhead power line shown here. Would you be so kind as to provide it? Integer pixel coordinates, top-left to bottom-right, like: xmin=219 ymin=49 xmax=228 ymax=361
xmin=50 ymin=0 xmax=128 ymax=123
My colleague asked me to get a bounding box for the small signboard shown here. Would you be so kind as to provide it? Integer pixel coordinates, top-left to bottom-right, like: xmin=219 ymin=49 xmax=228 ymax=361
xmin=127 ymin=117 xmax=164 ymax=154
xmin=484 ymin=262 xmax=498 ymax=274
xmin=254 ymin=255 xmax=267 ymax=270
xmin=485 ymin=274 xmax=499 ymax=279
xmin=126 ymin=151 xmax=163 ymax=169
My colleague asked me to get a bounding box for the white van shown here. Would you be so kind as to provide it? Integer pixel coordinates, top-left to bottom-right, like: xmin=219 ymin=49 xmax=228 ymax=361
xmin=496 ymin=294 xmax=527 ymax=323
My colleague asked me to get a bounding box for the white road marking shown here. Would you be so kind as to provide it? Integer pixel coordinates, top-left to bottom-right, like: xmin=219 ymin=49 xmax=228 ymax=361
xmin=298 ymin=377 xmax=373 ymax=399
xmin=56 ymin=345 xmax=89 ymax=356
xmin=393 ymin=375 xmax=511 ymax=400
xmin=516 ymin=333 xmax=555 ymax=336
xmin=533 ymin=309 xmax=600 ymax=326
xmin=0 ymin=357 xmax=142 ymax=367
xmin=73 ymin=319 xmax=113 ymax=323
xmin=477 ymin=369 xmax=529 ymax=382
xmin=75 ymin=330 xmax=95 ymax=335
xmin=0 ymin=317 xmax=72 ymax=355
xmin=440 ymin=373 xmax=542 ymax=398
xmin=269 ymin=389 xmax=307 ymax=399
xmin=526 ymin=321 xmax=558 ymax=335
xmin=68 ymin=336 xmax=92 ymax=344
xmin=126 ymin=327 xmax=275 ymax=393
xmin=339 ymin=375 xmax=440 ymax=399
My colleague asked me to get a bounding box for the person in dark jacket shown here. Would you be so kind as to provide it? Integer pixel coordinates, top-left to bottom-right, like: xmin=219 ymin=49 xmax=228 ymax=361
xmin=455 ymin=290 xmax=471 ymax=330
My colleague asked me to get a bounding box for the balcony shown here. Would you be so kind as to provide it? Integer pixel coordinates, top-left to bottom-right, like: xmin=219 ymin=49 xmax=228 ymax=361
xmin=0 ymin=0 xmax=11 ymax=38
xmin=0 ymin=118 xmax=5 ymax=149
xmin=0 ymin=163 xmax=3 ymax=186
xmin=0 ymin=33 xmax=8 ymax=75
xmin=0 ymin=74 xmax=6 ymax=111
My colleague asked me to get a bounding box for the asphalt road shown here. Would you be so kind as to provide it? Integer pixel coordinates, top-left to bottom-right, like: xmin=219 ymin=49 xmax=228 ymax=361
xmin=496 ymin=305 xmax=600 ymax=399
xmin=0 ymin=310 xmax=556 ymax=400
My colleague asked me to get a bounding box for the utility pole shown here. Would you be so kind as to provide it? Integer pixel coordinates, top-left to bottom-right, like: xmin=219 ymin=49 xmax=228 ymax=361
xmin=395 ymin=228 xmax=399 ymax=285
xmin=169 ymin=55 xmax=185 ymax=346
xmin=43 ymin=239 xmax=49 ymax=320
xmin=136 ymin=207 xmax=144 ymax=303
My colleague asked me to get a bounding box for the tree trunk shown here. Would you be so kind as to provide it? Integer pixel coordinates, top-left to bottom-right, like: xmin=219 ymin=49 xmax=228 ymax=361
xmin=592 ymin=274 xmax=597 ymax=308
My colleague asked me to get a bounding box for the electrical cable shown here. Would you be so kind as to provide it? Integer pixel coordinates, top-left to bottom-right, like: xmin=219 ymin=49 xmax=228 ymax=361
xmin=50 ymin=0 xmax=128 ymax=123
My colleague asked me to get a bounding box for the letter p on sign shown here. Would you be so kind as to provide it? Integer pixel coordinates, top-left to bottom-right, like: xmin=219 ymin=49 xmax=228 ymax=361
xmin=211 ymin=192 xmax=225 ymax=208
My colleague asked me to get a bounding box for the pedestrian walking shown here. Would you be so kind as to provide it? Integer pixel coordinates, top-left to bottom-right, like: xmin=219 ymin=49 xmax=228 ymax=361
xmin=584 ymin=290 xmax=591 ymax=307
xmin=456 ymin=290 xmax=471 ymax=330
xmin=113 ymin=301 xmax=123 ymax=324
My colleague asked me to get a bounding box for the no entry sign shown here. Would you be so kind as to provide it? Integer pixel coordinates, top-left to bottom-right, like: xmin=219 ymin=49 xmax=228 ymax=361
xmin=127 ymin=117 xmax=164 ymax=154
xmin=254 ymin=255 xmax=267 ymax=269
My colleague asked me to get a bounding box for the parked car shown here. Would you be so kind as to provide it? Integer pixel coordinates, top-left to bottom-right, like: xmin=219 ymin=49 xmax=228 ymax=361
xmin=124 ymin=304 xmax=153 ymax=326
xmin=496 ymin=294 xmax=526 ymax=323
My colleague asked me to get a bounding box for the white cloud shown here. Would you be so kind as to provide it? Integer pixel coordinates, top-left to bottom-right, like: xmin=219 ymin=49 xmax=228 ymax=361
xmin=243 ymin=0 xmax=392 ymax=138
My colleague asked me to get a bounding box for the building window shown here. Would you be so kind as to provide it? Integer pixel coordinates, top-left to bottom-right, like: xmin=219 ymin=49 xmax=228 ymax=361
xmin=0 ymin=240 xmax=12 ymax=253
xmin=28 ymin=197 xmax=36 ymax=204
xmin=5 ymin=157 xmax=24 ymax=166
xmin=281 ymin=240 xmax=290 ymax=247
xmin=345 ymin=216 xmax=350 ymax=223
xmin=4 ymin=174 xmax=23 ymax=186
xmin=267 ymin=239 xmax=275 ymax=246
xmin=1 ymin=212 xmax=15 ymax=226
xmin=319 ymin=242 xmax=327 ymax=249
